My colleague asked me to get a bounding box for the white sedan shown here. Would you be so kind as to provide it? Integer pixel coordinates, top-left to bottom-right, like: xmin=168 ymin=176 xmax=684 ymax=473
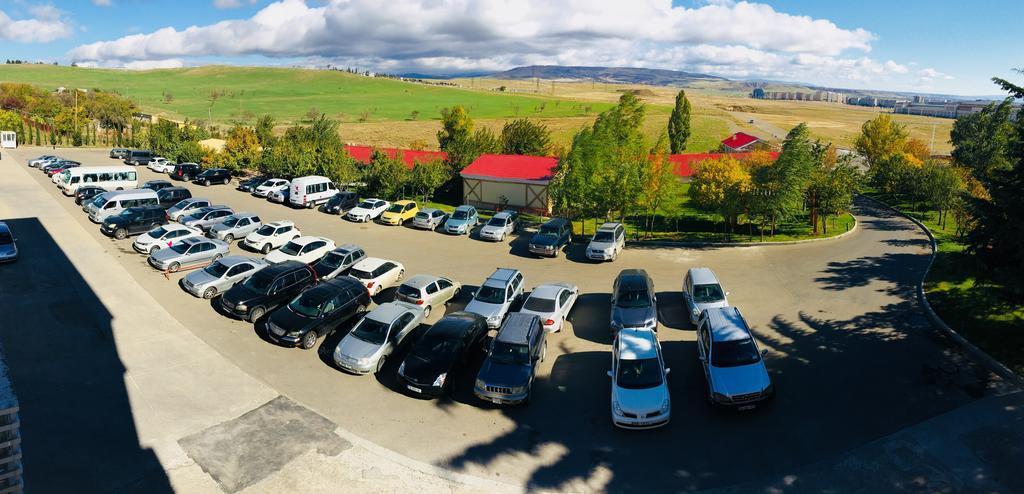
xmin=253 ymin=178 xmax=290 ymax=197
xmin=518 ymin=282 xmax=579 ymax=333
xmin=345 ymin=198 xmax=389 ymax=223
xmin=147 ymin=157 xmax=175 ymax=173
xmin=348 ymin=257 xmax=405 ymax=296
xmin=264 ymin=236 xmax=336 ymax=264
xmin=132 ymin=224 xmax=204 ymax=255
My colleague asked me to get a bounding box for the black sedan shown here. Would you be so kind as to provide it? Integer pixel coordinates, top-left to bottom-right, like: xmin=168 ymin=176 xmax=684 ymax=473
xmin=397 ymin=312 xmax=488 ymax=398
xmin=265 ymin=276 xmax=370 ymax=349
xmin=236 ymin=175 xmax=268 ymax=193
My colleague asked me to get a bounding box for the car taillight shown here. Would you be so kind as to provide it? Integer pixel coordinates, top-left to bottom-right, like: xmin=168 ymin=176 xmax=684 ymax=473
xmin=545 ymin=319 xmax=555 ymax=326
xmin=415 ymin=299 xmax=424 ymax=305
xmin=366 ymin=281 xmax=374 ymax=288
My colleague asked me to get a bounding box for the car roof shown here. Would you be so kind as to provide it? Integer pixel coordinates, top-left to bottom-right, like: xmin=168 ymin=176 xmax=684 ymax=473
xmin=257 ymin=260 xmax=307 ymax=277
xmin=0 ymin=222 xmax=9 ymax=233
xmin=430 ymin=312 xmax=484 ymax=337
xmin=180 ymin=237 xmax=208 ymax=246
xmin=617 ymin=328 xmax=659 ymax=360
xmin=529 ymin=283 xmax=570 ymax=299
xmin=309 ymin=276 xmax=362 ymax=294
xmin=231 ymin=212 xmax=258 ymax=218
xmin=616 ymin=270 xmax=650 ymax=290
xmin=353 ymin=257 xmax=391 ymax=270
xmin=289 ymin=236 xmax=329 ymax=245
xmin=332 ymin=244 xmax=360 ymax=254
xmin=366 ymin=302 xmax=411 ymax=322
xmin=362 ymin=198 xmax=384 ymax=203
xmin=688 ymin=267 xmax=721 ymax=285
xmin=495 ymin=313 xmax=539 ymax=344
xmin=418 ymin=208 xmax=440 ymax=214
xmin=393 ymin=200 xmax=414 ymax=205
xmin=486 ymin=268 xmax=519 ymax=283
xmin=597 ymin=222 xmax=622 ymax=231
xmin=454 ymin=205 xmax=474 ymax=211
xmin=542 ymin=217 xmax=569 ymax=227
xmin=265 ymin=220 xmax=295 ymax=228
xmin=402 ymin=274 xmax=441 ymax=288
xmin=492 ymin=211 xmax=516 ymax=219
xmin=217 ymin=255 xmax=262 ymax=267
xmin=706 ymin=307 xmax=752 ymax=342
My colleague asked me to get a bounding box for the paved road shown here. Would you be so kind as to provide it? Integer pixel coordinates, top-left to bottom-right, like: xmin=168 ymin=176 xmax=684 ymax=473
xmin=1 ymin=147 xmax=1007 ymax=492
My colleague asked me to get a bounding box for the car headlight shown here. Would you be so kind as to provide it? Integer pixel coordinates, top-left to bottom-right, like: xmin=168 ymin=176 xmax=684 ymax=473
xmin=235 ymin=303 xmax=248 ymax=311
xmin=660 ymin=398 xmax=670 ymax=414
xmin=712 ymin=392 xmax=730 ymax=403
xmin=510 ymin=385 xmax=526 ymax=394
xmin=398 ymin=361 xmax=406 ymax=376
xmin=487 ymin=314 xmax=502 ymax=323
xmin=105 ymin=223 xmax=116 ymax=229
xmin=763 ymin=383 xmax=774 ymax=395
xmin=475 ymin=378 xmax=486 ymax=389
xmin=610 ymin=320 xmax=623 ymax=330
xmin=612 ymin=400 xmax=624 ymax=416
xmin=692 ymin=307 xmax=701 ymax=317
xmin=433 ymin=373 xmax=446 ymax=387
xmin=645 ymin=318 xmax=657 ymax=329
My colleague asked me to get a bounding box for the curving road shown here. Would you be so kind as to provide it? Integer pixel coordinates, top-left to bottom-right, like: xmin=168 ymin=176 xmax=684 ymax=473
xmin=1 ymin=148 xmax=1005 ymax=493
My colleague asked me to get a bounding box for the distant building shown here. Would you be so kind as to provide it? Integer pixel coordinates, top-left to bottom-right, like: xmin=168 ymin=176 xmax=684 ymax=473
xmin=755 ymin=90 xmax=845 ymax=103
xmin=892 ymin=100 xmax=1021 ymax=119
xmin=720 ymin=132 xmax=764 ymax=152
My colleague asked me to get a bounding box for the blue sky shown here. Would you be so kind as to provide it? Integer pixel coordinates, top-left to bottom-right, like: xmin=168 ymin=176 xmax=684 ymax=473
xmin=0 ymin=0 xmax=1020 ymax=96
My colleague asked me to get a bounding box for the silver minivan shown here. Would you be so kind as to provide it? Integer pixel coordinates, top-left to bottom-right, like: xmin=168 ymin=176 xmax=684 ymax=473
xmin=85 ymin=189 xmax=159 ymax=223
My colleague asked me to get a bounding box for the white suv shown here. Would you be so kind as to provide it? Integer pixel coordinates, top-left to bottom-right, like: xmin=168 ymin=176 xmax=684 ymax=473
xmin=464 ymin=268 xmax=524 ymax=328
xmin=610 ymin=327 xmax=670 ymax=429
xmin=243 ymin=220 xmax=301 ymax=254
xmin=264 ymin=236 xmax=336 ymax=264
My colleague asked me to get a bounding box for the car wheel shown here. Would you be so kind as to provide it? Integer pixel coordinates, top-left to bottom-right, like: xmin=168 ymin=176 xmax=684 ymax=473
xmin=202 ymin=287 xmax=217 ymax=299
xmin=212 ymin=253 xmax=223 ymax=262
xmin=375 ymin=356 xmax=386 ymax=374
xmin=168 ymin=261 xmax=180 ymax=273
xmin=223 ymin=178 xmax=229 ymax=185
xmin=114 ymin=228 xmax=127 ymax=240
xmin=183 ymin=175 xmax=190 ymax=181
xmin=300 ymin=331 xmax=318 ymax=350
xmin=150 ymin=245 xmax=160 ymax=255
xmin=499 ymin=233 xmax=506 ymax=242
xmin=356 ymin=304 xmax=367 ymax=314
xmin=373 ymin=285 xmax=382 ymax=296
xmin=204 ymin=179 xmax=211 ymax=186
xmin=423 ymin=305 xmax=432 ymax=317
xmin=261 ymin=244 xmax=271 ymax=254
xmin=223 ymin=234 xmax=234 ymax=242
xmin=249 ymin=306 xmax=265 ymax=322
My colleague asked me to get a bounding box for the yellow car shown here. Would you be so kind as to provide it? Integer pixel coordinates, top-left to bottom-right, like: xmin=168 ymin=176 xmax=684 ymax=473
xmin=379 ymin=200 xmax=419 ymax=225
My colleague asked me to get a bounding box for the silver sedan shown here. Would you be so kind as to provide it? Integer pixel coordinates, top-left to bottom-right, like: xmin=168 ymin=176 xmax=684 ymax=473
xmin=333 ymin=302 xmax=425 ymax=374
xmin=180 ymin=255 xmax=268 ymax=299
xmin=518 ymin=282 xmax=579 ymax=333
xmin=148 ymin=237 xmax=230 ymax=272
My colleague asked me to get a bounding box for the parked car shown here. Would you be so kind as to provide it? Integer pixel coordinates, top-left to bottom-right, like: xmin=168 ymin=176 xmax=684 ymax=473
xmin=219 ymin=260 xmax=318 ymax=322
xmin=464 ymin=268 xmax=525 ymax=328
xmin=519 ymin=283 xmax=579 ymax=333
xmin=311 ymin=244 xmax=366 ymax=280
xmin=29 ymin=155 xmax=58 ymax=167
xmin=696 ymin=307 xmax=773 ymax=409
xmin=332 ymin=302 xmax=425 ymax=374
xmin=180 ymin=206 xmax=235 ymax=231
xmin=147 ymin=157 xmax=175 ymax=173
xmin=156 ymin=187 xmax=193 ymax=210
xmin=394 ymin=275 xmax=461 ymax=318
xmin=683 ymin=267 xmax=730 ymax=325
xmin=265 ymin=236 xmax=336 ymax=265
xmin=266 ymin=276 xmax=370 ymax=349
xmin=45 ymin=161 xmax=80 ymax=177
xmin=242 ymin=220 xmax=301 ymax=254
xmin=141 ymin=179 xmax=174 ymax=192
xmin=478 ymin=211 xmax=518 ymax=242
xmin=166 ymin=198 xmax=211 ymax=222
xmin=74 ymin=186 xmax=106 ymax=206
xmin=348 ymin=257 xmax=405 ymax=296
xmin=181 ymin=256 xmax=269 ymax=300
xmin=0 ymin=222 xmax=17 ymax=263
xmin=147 ymin=236 xmax=229 ymax=272
xmin=109 ymin=148 xmax=129 ymax=159
xmin=85 ymin=189 xmax=160 ymax=223
xmin=586 ymin=222 xmax=626 ymax=262
xmin=346 ymin=198 xmax=389 ymax=222
xmin=610 ymin=328 xmax=671 ymax=429
xmin=473 ymin=313 xmax=546 ymax=405
xmin=443 ymin=205 xmax=478 ymax=235
xmin=100 ymin=206 xmax=169 ymax=240
xmin=610 ymin=269 xmax=658 ymax=333
xmin=253 ymin=178 xmax=289 ymax=198
xmin=236 ymin=175 xmax=268 ymax=193
xmin=193 ymin=168 xmax=231 ymax=186
xmin=398 ymin=312 xmax=489 ymax=398
xmin=528 ymin=217 xmax=572 ymax=257
xmin=170 ymin=163 xmax=201 ymax=182
xmin=123 ymin=149 xmax=155 ymax=166
xmin=207 ymin=212 xmax=262 ymax=242
xmin=412 ymin=208 xmax=447 ymax=230
xmin=322 ymin=190 xmax=358 ymax=215
xmin=132 ymin=223 xmax=205 ymax=255
xmin=289 ymin=175 xmax=338 ymax=208
xmin=379 ymin=200 xmax=418 ymax=226
xmin=267 ymin=188 xmax=289 ymax=204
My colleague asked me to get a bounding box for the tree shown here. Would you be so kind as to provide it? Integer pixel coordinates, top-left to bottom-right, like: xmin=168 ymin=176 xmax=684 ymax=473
xmin=667 ymin=90 xmax=691 ymax=153
xmin=639 ymin=133 xmax=684 ymax=236
xmin=409 ymin=159 xmax=449 ymax=203
xmin=500 ymin=118 xmax=551 ymax=156
xmin=950 ymin=99 xmax=1014 ymax=179
xmin=362 ymin=150 xmax=410 ymax=199
xmin=921 ymin=162 xmax=963 ymax=230
xmin=221 ymin=125 xmax=262 ymax=173
xmin=255 ymin=114 xmax=276 ymax=148
xmin=689 ymin=156 xmax=751 ymax=235
xmin=174 ymin=140 xmax=206 ymax=164
xmin=0 ymin=109 xmax=19 ymax=132
xmin=811 ymin=155 xmax=861 ymax=234
xmin=904 ymin=137 xmax=931 ymax=163
xmin=437 ymin=105 xmax=473 ymax=153
xmin=753 ymin=123 xmax=817 ymax=235
xmin=855 ymin=114 xmax=909 ymax=170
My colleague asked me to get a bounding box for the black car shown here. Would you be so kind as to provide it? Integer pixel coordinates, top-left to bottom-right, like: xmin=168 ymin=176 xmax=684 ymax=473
xmin=220 ymin=261 xmax=317 ymax=322
xmin=75 ymin=186 xmax=106 ymax=206
xmin=123 ymin=149 xmax=154 ymax=166
xmin=156 ymin=187 xmax=192 ymax=209
xmin=265 ymin=276 xmax=370 ymax=349
xmin=170 ymin=163 xmax=201 ymax=181
xmin=398 ymin=312 xmax=488 ymax=398
xmin=100 ymin=206 xmax=169 ymax=240
xmin=193 ymin=168 xmax=231 ymax=186
xmin=528 ymin=217 xmax=572 ymax=257
xmin=142 ymin=180 xmax=174 ymax=192
xmin=42 ymin=160 xmax=79 ymax=173
xmin=473 ymin=313 xmax=546 ymax=405
xmin=236 ymin=175 xmax=268 ymax=193
xmin=322 ymin=191 xmax=359 ymax=215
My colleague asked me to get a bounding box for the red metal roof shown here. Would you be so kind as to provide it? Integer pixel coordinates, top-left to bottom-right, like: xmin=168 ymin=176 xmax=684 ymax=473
xmin=344 ymin=145 xmax=447 ymax=169
xmin=668 ymin=152 xmax=780 ymax=178
xmin=460 ymin=154 xmax=559 ymax=182
xmin=720 ymin=132 xmax=761 ymax=150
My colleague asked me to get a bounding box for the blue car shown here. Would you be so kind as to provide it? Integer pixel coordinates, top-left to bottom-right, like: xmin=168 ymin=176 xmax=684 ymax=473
xmin=443 ymin=205 xmax=479 ymax=235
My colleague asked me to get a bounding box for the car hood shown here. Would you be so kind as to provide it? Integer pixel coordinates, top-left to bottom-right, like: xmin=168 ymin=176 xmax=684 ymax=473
xmin=464 ymin=299 xmax=503 ymax=319
xmin=151 ymin=248 xmax=185 ymax=263
xmin=269 ymin=307 xmax=318 ymax=334
xmin=613 ymin=383 xmax=668 ymax=414
xmin=184 ymin=269 xmax=220 ymax=287
xmin=222 ymin=285 xmax=263 ymax=307
xmin=244 ymin=233 xmax=268 ymax=243
xmin=710 ymin=362 xmax=771 ymax=397
xmin=348 ymin=207 xmax=372 ymax=215
xmin=263 ymin=251 xmax=293 ymax=263
xmin=695 ymin=300 xmax=729 ymax=312
xmin=336 ymin=334 xmax=383 ymax=361
xmin=588 ymin=240 xmax=617 ymax=251
xmin=612 ymin=305 xmax=657 ymax=327
xmin=402 ymin=351 xmax=454 ymax=384
xmin=446 ymin=218 xmax=471 ymax=228
xmin=480 ymin=224 xmax=502 ymax=233
xmin=477 ymin=359 xmax=531 ymax=388
xmin=209 ymin=222 xmax=234 ymax=233
xmin=530 ymin=234 xmax=559 ymax=246
xmin=0 ymin=243 xmax=16 ymax=256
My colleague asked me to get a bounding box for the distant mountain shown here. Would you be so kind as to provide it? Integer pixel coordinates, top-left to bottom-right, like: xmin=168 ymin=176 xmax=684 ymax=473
xmin=487 ymin=65 xmax=728 ymax=86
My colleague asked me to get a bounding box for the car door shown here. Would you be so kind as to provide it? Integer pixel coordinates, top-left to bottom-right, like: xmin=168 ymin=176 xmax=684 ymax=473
xmin=225 ymin=263 xmax=253 ymax=286
xmin=436 ymin=278 xmax=455 ymax=304
xmin=683 ymin=274 xmax=696 ymax=314
xmin=557 ymin=288 xmax=576 ymax=321
xmin=423 ymin=281 xmax=440 ymax=307
xmin=392 ymin=312 xmax=418 ymax=347
xmin=697 ymin=319 xmax=711 ymax=380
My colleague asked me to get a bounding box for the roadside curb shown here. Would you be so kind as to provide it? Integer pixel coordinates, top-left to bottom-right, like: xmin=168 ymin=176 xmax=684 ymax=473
xmin=624 ymin=214 xmax=858 ymax=248
xmin=860 ymin=194 xmax=1024 ymax=389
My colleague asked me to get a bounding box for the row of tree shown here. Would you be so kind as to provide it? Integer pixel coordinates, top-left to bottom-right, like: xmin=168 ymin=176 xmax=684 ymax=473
xmin=0 ymin=82 xmax=140 ymax=147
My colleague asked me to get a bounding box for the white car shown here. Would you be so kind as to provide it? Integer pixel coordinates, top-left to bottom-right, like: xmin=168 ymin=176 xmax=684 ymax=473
xmin=518 ymin=283 xmax=579 ymax=333
xmin=610 ymin=328 xmax=671 ymax=430
xmin=147 ymin=157 xmax=175 ymax=173
xmin=132 ymin=223 xmax=205 ymax=255
xmin=345 ymin=198 xmax=389 ymax=223
xmin=683 ymin=267 xmax=730 ymax=325
xmin=348 ymin=257 xmax=405 ymax=296
xmin=253 ymin=178 xmax=290 ymax=198
xmin=264 ymin=236 xmax=336 ymax=264
xmin=267 ymin=188 xmax=289 ymax=204
xmin=242 ymin=220 xmax=301 ymax=254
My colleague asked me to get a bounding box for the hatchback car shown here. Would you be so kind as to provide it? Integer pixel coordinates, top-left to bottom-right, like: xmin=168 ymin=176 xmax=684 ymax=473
xmin=74 ymin=186 xmax=106 ymax=206
xmin=253 ymin=178 xmax=290 ymax=198
xmin=518 ymin=283 xmax=579 ymax=333
xmin=586 ymin=222 xmax=626 ymax=262
xmin=236 ymin=175 xmax=268 ymax=193
xmin=610 ymin=328 xmax=671 ymax=429
xmin=322 ymin=191 xmax=359 ymax=215
xmin=347 ymin=257 xmax=405 ymax=296
xmin=394 ymin=275 xmax=461 ymax=318
xmin=478 ymin=211 xmax=518 ymax=242
xmin=101 ymin=206 xmax=168 ymax=240
xmin=684 ymin=267 xmax=730 ymax=325
xmin=610 ymin=269 xmax=658 ymax=334
xmin=166 ymin=198 xmax=211 ymax=222
xmin=181 ymin=256 xmax=268 ymax=299
xmin=207 ymin=213 xmax=261 ymax=242
xmin=264 ymin=236 xmax=336 ymax=265
xmin=443 ymin=205 xmax=478 ymax=235
xmin=333 ymin=302 xmax=425 ymax=374
xmin=194 ymin=168 xmax=231 ymax=186
xmin=132 ymin=223 xmax=205 ymax=255
xmin=346 ymin=198 xmax=389 ymax=222
xmin=697 ymin=307 xmax=773 ymax=409
xmin=180 ymin=206 xmax=234 ymax=231
xmin=0 ymin=222 xmax=17 ymax=263
xmin=109 ymin=149 xmax=128 ymax=159
xmin=412 ymin=208 xmax=447 ymax=230
xmin=266 ymin=276 xmax=370 ymax=349
xmin=528 ymin=217 xmax=572 ymax=257
xmin=398 ymin=312 xmax=488 ymax=398
xmin=464 ymin=268 xmax=524 ymax=328
xmin=148 ymin=236 xmax=229 ymax=272
xmin=311 ymin=244 xmax=367 ymax=280
xmin=219 ymin=261 xmax=318 ymax=322
xmin=141 ymin=179 xmax=174 ymax=192
xmin=242 ymin=220 xmax=301 ymax=254
xmin=474 ymin=313 xmax=546 ymax=405
xmin=379 ymin=200 xmax=418 ymax=226
xmin=147 ymin=157 xmax=175 ymax=173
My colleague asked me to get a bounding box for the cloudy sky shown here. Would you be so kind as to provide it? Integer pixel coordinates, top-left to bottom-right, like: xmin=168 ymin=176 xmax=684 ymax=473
xmin=0 ymin=0 xmax=1019 ymax=95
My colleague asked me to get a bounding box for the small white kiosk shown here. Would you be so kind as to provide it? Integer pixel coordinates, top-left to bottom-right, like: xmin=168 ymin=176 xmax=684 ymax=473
xmin=0 ymin=131 xmax=16 ymax=149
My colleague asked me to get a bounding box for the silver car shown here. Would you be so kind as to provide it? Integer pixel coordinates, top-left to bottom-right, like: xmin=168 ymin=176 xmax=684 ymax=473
xmin=333 ymin=302 xmax=425 ymax=374
xmin=610 ymin=328 xmax=671 ymax=429
xmin=412 ymin=208 xmax=448 ymax=230
xmin=180 ymin=256 xmax=268 ymax=299
xmin=518 ymin=282 xmax=579 ymax=333
xmin=181 ymin=206 xmax=234 ymax=231
xmin=464 ymin=268 xmax=525 ymax=328
xmin=394 ymin=275 xmax=462 ymax=318
xmin=167 ymin=198 xmax=211 ymax=222
xmin=478 ymin=211 xmax=518 ymax=242
xmin=586 ymin=222 xmax=626 ymax=261
xmin=207 ymin=212 xmax=262 ymax=242
xmin=684 ymin=267 xmax=730 ymax=325
xmin=697 ymin=307 xmax=772 ymax=409
xmin=148 ymin=236 xmax=230 ymax=272
xmin=311 ymin=244 xmax=367 ymax=280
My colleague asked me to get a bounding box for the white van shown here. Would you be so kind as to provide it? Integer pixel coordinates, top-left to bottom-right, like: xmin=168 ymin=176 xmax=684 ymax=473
xmin=84 ymin=189 xmax=159 ymax=223
xmin=60 ymin=166 xmax=138 ymax=195
xmin=288 ymin=176 xmax=338 ymax=208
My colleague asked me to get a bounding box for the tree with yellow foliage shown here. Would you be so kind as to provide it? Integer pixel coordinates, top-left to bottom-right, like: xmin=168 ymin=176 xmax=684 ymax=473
xmin=689 ymin=155 xmax=751 ymax=235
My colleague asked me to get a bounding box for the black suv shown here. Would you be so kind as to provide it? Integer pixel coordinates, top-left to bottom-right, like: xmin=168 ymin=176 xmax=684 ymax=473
xmin=528 ymin=217 xmax=572 ymax=257
xmin=75 ymin=186 xmax=106 ymax=206
xmin=322 ymin=191 xmax=359 ymax=215
xmin=473 ymin=313 xmax=546 ymax=405
xmin=236 ymin=175 xmax=268 ymax=193
xmin=157 ymin=187 xmax=193 ymax=209
xmin=220 ymin=261 xmax=317 ymax=322
xmin=170 ymin=163 xmax=201 ymax=181
xmin=100 ymin=206 xmax=168 ymax=240
xmin=398 ymin=312 xmax=489 ymax=398
xmin=123 ymin=149 xmax=154 ymax=166
xmin=265 ymin=276 xmax=370 ymax=349
xmin=194 ymin=168 xmax=231 ymax=186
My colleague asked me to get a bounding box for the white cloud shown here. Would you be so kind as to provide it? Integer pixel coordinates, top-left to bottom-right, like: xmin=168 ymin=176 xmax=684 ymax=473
xmin=92 ymin=0 xmax=112 ymax=6
xmin=884 ymin=60 xmax=908 ymax=74
xmin=914 ymin=67 xmax=954 ymax=89
xmin=214 ymin=0 xmax=257 ymax=8
xmin=0 ymin=6 xmax=72 ymax=43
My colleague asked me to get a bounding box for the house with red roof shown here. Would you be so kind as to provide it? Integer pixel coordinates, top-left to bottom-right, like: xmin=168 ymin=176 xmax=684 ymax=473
xmin=669 ymin=151 xmax=780 ymax=181
xmin=344 ymin=144 xmax=447 ymax=169
xmin=720 ymin=132 xmax=763 ymax=152
xmin=460 ymin=154 xmax=559 ymax=214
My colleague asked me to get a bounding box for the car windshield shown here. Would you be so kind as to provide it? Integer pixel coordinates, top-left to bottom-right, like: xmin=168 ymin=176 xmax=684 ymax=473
xmin=91 ymin=195 xmax=107 ymax=207
xmin=616 ymin=288 xmax=651 ymax=308
xmin=523 ymin=296 xmax=556 ymax=313
xmin=172 ymin=199 xmax=190 ymax=209
xmin=487 ymin=217 xmax=505 ymax=227
xmin=221 ymin=217 xmax=240 ymax=227
xmin=692 ymin=283 xmax=725 ymax=304
xmin=348 ymin=267 xmax=372 ymax=279
xmin=289 ymin=292 xmax=327 ymax=318
xmin=351 ymin=318 xmax=389 ymax=345
xmin=538 ymin=225 xmax=560 ymax=237
xmin=0 ymin=231 xmax=12 ymax=244
xmin=169 ymin=242 xmax=191 ymax=254
xmin=327 ymin=195 xmax=343 ymax=206
xmin=387 ymin=204 xmax=405 ymax=213
xmin=489 ymin=341 xmax=530 ymax=365
xmin=593 ymin=231 xmax=615 ymax=242
xmin=712 ymin=338 xmax=762 ymax=368
xmin=357 ymin=200 xmax=377 ymax=209
xmin=148 ymin=226 xmax=168 ymax=238
xmin=412 ymin=332 xmax=456 ymax=358
xmin=474 ymin=285 xmax=505 ymax=304
xmin=279 ymin=242 xmax=302 ymax=256
xmin=316 ymin=252 xmax=345 ymax=270
xmin=452 ymin=210 xmax=469 ymax=220
xmin=617 ymin=358 xmax=663 ymax=389
xmin=255 ymin=225 xmax=276 ymax=236
xmin=415 ymin=212 xmax=429 ymax=219
xmin=242 ymin=272 xmax=274 ymax=293
xmin=397 ymin=284 xmax=421 ymax=299
xmin=203 ymin=261 xmax=230 ymax=278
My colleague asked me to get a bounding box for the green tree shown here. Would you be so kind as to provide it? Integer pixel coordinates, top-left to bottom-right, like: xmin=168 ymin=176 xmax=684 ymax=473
xmin=437 ymin=105 xmax=473 ymax=152
xmin=950 ymin=99 xmax=1014 ymax=180
xmin=812 ymin=155 xmax=861 ymax=234
xmin=362 ymin=150 xmax=410 ymax=199
xmin=640 ymin=132 xmax=683 ymax=236
xmin=409 ymin=158 xmax=449 ymax=202
xmin=753 ymin=123 xmax=817 ymax=235
xmin=500 ymin=118 xmax=551 ymax=155
xmin=667 ymin=90 xmax=691 ymax=153
xmin=255 ymin=114 xmax=276 ymax=148
xmin=220 ymin=125 xmax=262 ymax=173
xmin=0 ymin=109 xmax=20 ymax=132
xmin=690 ymin=156 xmax=751 ymax=235
xmin=855 ymin=114 xmax=909 ymax=170
xmin=921 ymin=161 xmax=964 ymax=230
xmin=174 ymin=140 xmax=206 ymax=164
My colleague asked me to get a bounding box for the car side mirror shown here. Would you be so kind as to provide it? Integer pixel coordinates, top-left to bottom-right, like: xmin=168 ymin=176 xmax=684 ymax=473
xmin=726 ymin=291 xmax=731 ymax=296
xmin=761 ymin=348 xmax=768 ymax=357
xmin=699 ymin=356 xmax=707 ymax=362
xmin=664 ymin=368 xmax=671 ymax=375
xmin=606 ymin=370 xmax=613 ymax=378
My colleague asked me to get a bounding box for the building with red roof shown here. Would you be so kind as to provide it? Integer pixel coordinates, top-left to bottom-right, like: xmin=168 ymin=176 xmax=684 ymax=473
xmin=344 ymin=144 xmax=447 ymax=169
xmin=669 ymin=151 xmax=780 ymax=181
xmin=720 ymin=132 xmax=763 ymax=152
xmin=460 ymin=154 xmax=559 ymax=214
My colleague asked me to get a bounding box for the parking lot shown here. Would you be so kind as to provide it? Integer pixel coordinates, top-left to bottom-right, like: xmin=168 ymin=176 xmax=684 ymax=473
xmin=0 ymin=147 xmax=1007 ymax=492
